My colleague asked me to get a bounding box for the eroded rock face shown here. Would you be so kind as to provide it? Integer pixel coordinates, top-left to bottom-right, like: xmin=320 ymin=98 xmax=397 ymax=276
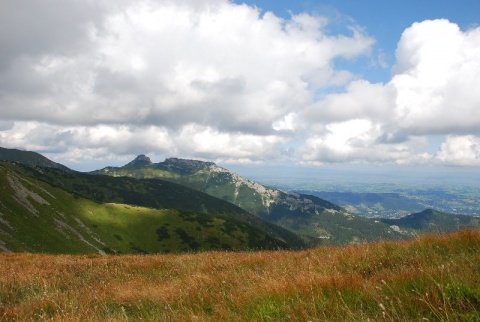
xmin=7 ymin=172 xmax=50 ymax=217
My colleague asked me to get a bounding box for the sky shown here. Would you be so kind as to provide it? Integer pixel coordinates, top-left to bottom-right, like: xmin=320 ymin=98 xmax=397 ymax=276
xmin=1 ymin=0 xmax=480 ymax=179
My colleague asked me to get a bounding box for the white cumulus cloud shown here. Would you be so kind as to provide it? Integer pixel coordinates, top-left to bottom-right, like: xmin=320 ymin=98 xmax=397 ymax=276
xmin=0 ymin=0 xmax=374 ymax=166
xmin=1 ymin=0 xmax=479 ymax=169
xmin=391 ymin=19 xmax=480 ymax=134
xmin=298 ymin=19 xmax=480 ymax=167
xmin=435 ymin=135 xmax=480 ymax=166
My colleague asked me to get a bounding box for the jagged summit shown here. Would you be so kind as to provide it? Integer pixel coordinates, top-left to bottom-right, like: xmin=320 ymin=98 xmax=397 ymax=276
xmin=136 ymin=154 xmax=152 ymax=162
xmin=124 ymin=154 xmax=153 ymax=168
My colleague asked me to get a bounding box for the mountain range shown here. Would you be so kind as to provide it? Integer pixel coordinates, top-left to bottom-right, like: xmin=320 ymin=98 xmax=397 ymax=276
xmin=93 ymin=155 xmax=407 ymax=243
xmin=1 ymin=147 xmax=479 ymax=254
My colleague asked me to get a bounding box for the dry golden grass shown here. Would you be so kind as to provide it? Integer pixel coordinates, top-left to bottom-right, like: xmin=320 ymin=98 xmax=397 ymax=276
xmin=1 ymin=230 xmax=480 ymax=321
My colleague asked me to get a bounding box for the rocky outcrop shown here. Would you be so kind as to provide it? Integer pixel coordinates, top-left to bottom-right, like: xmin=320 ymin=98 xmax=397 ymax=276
xmin=124 ymin=154 xmax=153 ymax=168
xmin=160 ymin=157 xmax=216 ymax=173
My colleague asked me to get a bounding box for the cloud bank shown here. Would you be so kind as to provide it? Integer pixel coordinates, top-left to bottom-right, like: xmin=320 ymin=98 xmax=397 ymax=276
xmin=0 ymin=1 xmax=479 ymax=168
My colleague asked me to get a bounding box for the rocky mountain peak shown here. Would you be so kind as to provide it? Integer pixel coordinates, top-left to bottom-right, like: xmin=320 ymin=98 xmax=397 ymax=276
xmin=135 ymin=154 xmax=152 ymax=162
xmin=124 ymin=154 xmax=153 ymax=168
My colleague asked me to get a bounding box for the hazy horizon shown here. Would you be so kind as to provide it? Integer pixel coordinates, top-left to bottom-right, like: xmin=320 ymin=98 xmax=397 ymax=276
xmin=49 ymin=151 xmax=480 ymax=188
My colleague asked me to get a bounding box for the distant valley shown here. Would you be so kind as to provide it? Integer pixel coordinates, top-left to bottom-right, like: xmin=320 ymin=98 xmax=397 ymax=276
xmin=241 ymin=167 xmax=480 ymax=217
xmin=296 ymin=185 xmax=480 ymax=218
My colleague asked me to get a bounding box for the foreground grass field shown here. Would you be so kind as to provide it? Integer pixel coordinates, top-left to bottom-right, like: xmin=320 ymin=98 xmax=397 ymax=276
xmin=1 ymin=230 xmax=480 ymax=321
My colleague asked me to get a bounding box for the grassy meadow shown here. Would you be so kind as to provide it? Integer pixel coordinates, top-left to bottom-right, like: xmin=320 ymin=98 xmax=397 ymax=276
xmin=1 ymin=229 xmax=480 ymax=321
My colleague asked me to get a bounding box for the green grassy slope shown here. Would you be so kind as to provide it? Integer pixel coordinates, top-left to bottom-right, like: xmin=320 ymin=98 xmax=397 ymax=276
xmin=15 ymin=163 xmax=306 ymax=248
xmin=20 ymin=165 xmax=244 ymax=215
xmin=94 ymin=157 xmax=278 ymax=215
xmin=94 ymin=157 xmax=408 ymax=244
xmin=0 ymin=162 xmax=289 ymax=253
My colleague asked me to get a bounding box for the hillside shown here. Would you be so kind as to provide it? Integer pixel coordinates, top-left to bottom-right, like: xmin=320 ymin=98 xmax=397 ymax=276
xmin=381 ymin=209 xmax=480 ymax=232
xmin=3 ymin=147 xmax=478 ymax=248
xmin=0 ymin=147 xmax=71 ymax=171
xmin=1 ymin=229 xmax=479 ymax=321
xmin=94 ymin=156 xmax=408 ymax=244
xmin=95 ymin=156 xmax=340 ymax=217
xmin=13 ymin=162 xmax=305 ymax=248
xmin=0 ymin=162 xmax=292 ymax=253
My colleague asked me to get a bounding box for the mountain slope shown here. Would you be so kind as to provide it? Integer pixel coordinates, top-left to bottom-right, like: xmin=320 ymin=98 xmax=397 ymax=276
xmin=3 ymin=230 xmax=480 ymax=321
xmin=0 ymin=147 xmax=71 ymax=171
xmin=0 ymin=147 xmax=307 ymax=248
xmin=94 ymin=156 xmax=408 ymax=244
xmin=13 ymin=161 xmax=306 ymax=249
xmin=381 ymin=209 xmax=480 ymax=233
xmin=0 ymin=162 xmax=290 ymax=253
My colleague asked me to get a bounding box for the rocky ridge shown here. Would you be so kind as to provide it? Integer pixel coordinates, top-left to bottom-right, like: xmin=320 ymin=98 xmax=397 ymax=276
xmin=94 ymin=155 xmax=403 ymax=244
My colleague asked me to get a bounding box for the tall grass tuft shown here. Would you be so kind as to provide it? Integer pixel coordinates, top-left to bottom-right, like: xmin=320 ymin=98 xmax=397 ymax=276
xmin=1 ymin=230 xmax=480 ymax=321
